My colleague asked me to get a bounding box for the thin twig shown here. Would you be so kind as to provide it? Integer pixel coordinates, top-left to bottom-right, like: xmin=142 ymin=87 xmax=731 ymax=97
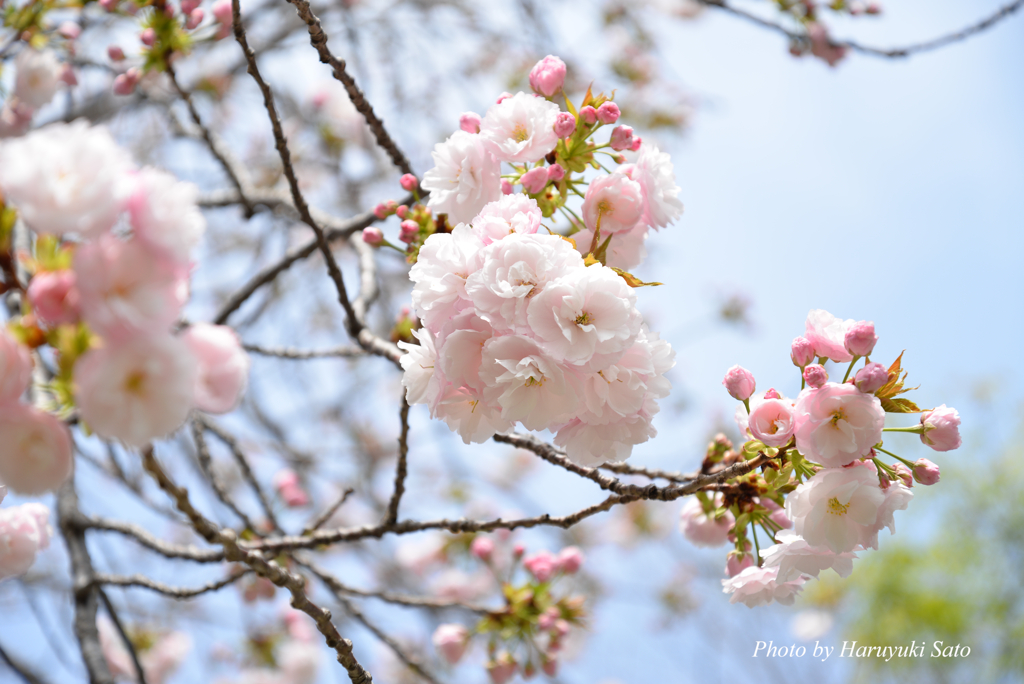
xmin=79 ymin=516 xmax=226 ymax=563
xmin=0 ymin=641 xmax=49 ymax=684
xmin=383 ymin=395 xmax=410 ymax=526
xmin=93 ymin=569 xmax=250 ymax=600
xmin=199 ymin=417 xmax=282 ymax=533
xmin=191 ymin=421 xmax=259 ymax=531
xmin=304 ymin=487 xmax=355 ymax=534
xmin=244 ymin=343 xmax=366 ymax=359
xmin=96 ymin=588 xmax=149 ymax=684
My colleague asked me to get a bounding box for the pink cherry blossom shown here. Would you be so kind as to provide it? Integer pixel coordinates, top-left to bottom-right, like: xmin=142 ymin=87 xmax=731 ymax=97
xmin=596 ymin=101 xmax=620 ymax=124
xmin=470 ymin=536 xmax=494 ymax=562
xmin=519 ymin=166 xmax=548 ymax=194
xmin=804 ymin=309 xmax=856 ymax=362
xmin=808 ymin=22 xmax=847 ymax=67
xmin=422 ymin=131 xmax=502 ymax=225
xmin=75 ymin=333 xmax=196 ymax=447
xmin=479 ymin=92 xmax=560 ymax=163
xmin=892 ymin=462 xmax=914 ymax=488
xmin=527 ymin=265 xmax=641 ymax=367
xmin=609 ymin=125 xmax=634 ymax=151
xmin=920 ymin=404 xmax=962 ymax=452
xmin=760 ymin=529 xmax=858 ymax=582
xmin=721 ymin=565 xmax=806 ymax=608
xmin=107 ymin=45 xmax=125 ymax=61
xmin=181 ymin=323 xmax=250 ymax=414
xmin=844 ymin=320 xmax=877 ymax=357
xmin=127 ymin=167 xmax=206 ymax=263
xmin=791 ymin=336 xmax=815 ymax=367
xmin=581 ymin=173 xmax=643 ymax=235
xmin=487 ymin=654 xmax=518 ymax=684
xmin=74 ymin=235 xmax=185 ymax=340
xmin=722 ymin=365 xmax=756 ymax=401
xmin=579 ymin=106 xmax=598 ymax=124
xmin=479 ymin=335 xmax=578 ymax=431
xmin=553 ymin=112 xmax=576 ymax=138
xmin=803 ymin=363 xmax=828 ymax=389
xmin=0 ymin=121 xmax=133 ymax=237
xmin=459 ymin=111 xmax=481 ymax=133
xmin=528 ymin=55 xmax=566 ymax=97
xmin=554 ymin=413 xmax=657 ymax=466
xmin=571 ymin=224 xmax=648 ymax=270
xmin=523 ymin=550 xmax=559 ymax=582
xmin=912 ymin=458 xmax=940 ymax=485
xmin=622 ymin=144 xmax=684 ymax=230
xmin=794 ymin=382 xmax=885 ymax=467
xmin=14 ymin=48 xmax=62 ymax=110
xmin=432 ymin=624 xmax=469 ymax=664
xmin=747 ymin=397 xmax=796 ymax=447
xmin=557 ymin=546 xmax=584 ymax=574
xmin=0 ymin=329 xmax=32 ymax=404
xmin=435 ymin=385 xmax=514 ymax=444
xmin=409 ymin=224 xmax=485 ymax=329
xmin=399 ymin=173 xmax=418 ymax=191
xmin=398 ymin=328 xmax=442 ymax=407
xmin=273 ymin=469 xmax=309 ymax=507
xmin=0 ymin=405 xmax=73 ymax=494
xmin=435 ymin=312 xmax=492 ymax=393
xmin=361 ymin=226 xmax=383 ymax=245
xmin=0 ymin=503 xmax=51 ymax=580
xmin=786 ymin=465 xmax=886 ymax=554
xmin=854 ymin=362 xmax=888 ymax=394
xmin=858 ymin=477 xmax=913 ymax=550
xmin=547 ymin=163 xmax=565 ymax=182
xmin=27 ymin=270 xmax=81 ymax=326
xmin=725 ymin=549 xmax=754 ymax=577
xmin=679 ymin=496 xmax=734 ymax=548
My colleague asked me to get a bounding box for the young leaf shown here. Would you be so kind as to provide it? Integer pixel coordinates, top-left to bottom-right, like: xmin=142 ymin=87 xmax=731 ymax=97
xmin=610 ymin=267 xmax=662 ymax=288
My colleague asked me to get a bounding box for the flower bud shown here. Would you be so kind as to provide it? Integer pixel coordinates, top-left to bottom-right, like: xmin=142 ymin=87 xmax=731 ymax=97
xmin=920 ymin=405 xmax=961 ymax=452
xmin=912 ymin=458 xmax=940 ymax=485
xmin=112 ymin=69 xmax=140 ymax=96
xmin=181 ymin=0 xmax=200 ymax=14
xmin=495 ymin=91 xmax=513 ymax=105
xmin=60 ymin=64 xmax=78 ymax=87
xmin=140 ymin=28 xmax=156 ymax=46
xmin=725 ymin=550 xmax=753 ymax=577
xmin=541 ymin=656 xmax=558 ymax=676
xmin=528 ymin=55 xmax=566 ymax=97
xmin=459 ymin=111 xmax=481 ymax=134
xmin=854 ymin=362 xmax=888 ymax=394
xmin=892 ymin=462 xmax=914 ymax=488
xmin=556 ymin=546 xmax=583 ymax=574
xmin=395 ymin=205 xmax=409 ymax=219
xmin=470 ymin=536 xmax=494 ymax=562
xmin=272 ymin=469 xmax=309 ymax=507
xmin=866 ymin=2 xmax=881 ymax=14
xmin=0 ymin=330 xmax=33 ymax=404
xmin=722 ymin=365 xmax=755 ymax=401
xmin=399 ymin=220 xmax=419 ymax=244
xmin=432 ymin=624 xmax=469 ymax=665
xmin=501 ymin=179 xmax=513 ymax=195
xmin=763 ymin=388 xmax=781 ymax=400
xmin=99 ymin=0 xmax=118 ymax=11
xmin=538 ymin=606 xmax=559 ymax=631
xmin=790 ymin=336 xmax=815 ymax=367
xmin=844 ymin=320 xmax=877 ymax=357
xmin=520 ymin=167 xmax=548 ymax=195
xmin=186 ymin=8 xmax=203 ymax=29
xmin=630 ymin=136 xmax=642 ymax=151
xmin=487 ymin=654 xmax=518 ymax=684
xmin=399 ymin=173 xmax=418 ymax=192
xmin=107 ymin=45 xmax=125 ymax=61
xmin=523 ymin=550 xmax=558 ymax=582
xmin=58 ymin=22 xmax=81 ymax=40
xmin=547 ymin=164 xmax=565 ymax=182
xmin=550 ymin=112 xmax=575 ymax=140
xmin=802 ymin=364 xmax=828 ymax=389
xmin=513 ymin=543 xmax=525 ymax=559
xmin=596 ymin=101 xmax=620 ymax=124
xmin=609 ymin=124 xmax=634 ymax=151
xmin=579 ymin=105 xmax=598 ymax=124
xmin=27 ymin=270 xmax=80 ymax=326
xmin=212 ymin=0 xmax=232 ymax=23
xmin=361 ymin=227 xmax=384 ymax=246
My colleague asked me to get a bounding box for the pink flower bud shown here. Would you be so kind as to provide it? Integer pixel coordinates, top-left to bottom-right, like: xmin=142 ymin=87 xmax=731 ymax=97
xmin=513 ymin=543 xmax=525 ymax=559
xmin=181 ymin=0 xmax=200 ymax=13
xmin=186 ymin=8 xmax=203 ymax=29
xmin=60 ymin=64 xmax=78 ymax=87
xmin=372 ymin=203 xmax=389 ymax=219
xmin=501 ymin=179 xmax=513 ymax=195
xmin=579 ymin=105 xmax=598 ymax=124
xmin=528 ymin=55 xmax=566 ymax=97
xmin=609 ymin=125 xmax=634 ymax=151
xmin=112 ymin=69 xmax=140 ymax=96
xmin=912 ymin=458 xmax=940 ymax=485
xmin=790 ymin=336 xmax=815 ymax=367
xmin=596 ymin=101 xmax=620 ymax=124
xmin=27 ymin=270 xmax=80 ymax=326
xmin=725 ymin=550 xmax=754 ymax=577
xmin=722 ymin=365 xmax=755 ymax=401
xmin=553 ymin=111 xmax=576 ymax=139
xmin=920 ymin=405 xmax=961 ymax=452
xmin=470 ymin=536 xmax=494 ymax=562
xmin=487 ymin=655 xmax=517 ymax=684
xmin=459 ymin=111 xmax=481 ymax=134
xmin=553 ymin=619 xmax=570 ymax=637
xmin=547 ymin=164 xmax=565 ymax=182
xmin=361 ymin=227 xmax=384 ymax=246
xmin=495 ymin=91 xmax=513 ymax=105
xmin=854 ymin=362 xmax=888 ymax=394
xmin=763 ymin=388 xmax=781 ymax=400
xmin=803 ymin=364 xmax=828 ymax=389
xmin=761 ymin=498 xmax=792 ymax=529
xmin=892 ymin=462 xmax=914 ymax=488
xmin=273 ymin=469 xmax=309 ymax=507
xmin=399 ymin=220 xmax=419 ymax=244
xmin=399 ymin=173 xmax=418 ymax=192
xmin=537 ymin=606 xmax=559 ymax=631
xmin=541 ymin=657 xmax=558 ymax=676
xmin=866 ymin=2 xmax=881 ymax=14
xmin=523 ymin=550 xmax=558 ymax=582
xmin=99 ymin=0 xmax=118 ymax=11
xmin=556 ymin=546 xmax=583 ymax=574
xmin=58 ymin=22 xmax=81 ymax=40
xmin=520 ymin=167 xmax=548 ymax=195
xmin=432 ymin=624 xmax=469 ymax=665
xmin=212 ymin=0 xmax=232 ymax=23
xmin=107 ymin=45 xmax=125 ymax=61
xmin=395 ymin=205 xmax=410 ymax=220
xmin=0 ymin=405 xmax=72 ymax=494
xmin=140 ymin=28 xmax=157 ymax=46
xmin=0 ymin=330 xmax=33 ymax=406
xmin=844 ymin=320 xmax=877 ymax=357
xmin=630 ymin=136 xmax=642 ymax=151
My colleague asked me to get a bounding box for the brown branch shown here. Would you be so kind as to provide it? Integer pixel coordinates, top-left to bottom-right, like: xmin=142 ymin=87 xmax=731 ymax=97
xmin=199 ymin=417 xmax=281 ymax=533
xmin=93 ymin=569 xmax=250 ymax=599
xmin=284 ymin=0 xmax=414 ymax=176
xmin=79 ymin=515 xmax=226 ymax=563
xmin=96 ymin=588 xmax=149 ymax=684
xmin=383 ymin=395 xmax=410 ymax=526
xmin=191 ymin=420 xmax=259 ymax=532
xmin=244 ymin=343 xmax=366 ymax=359
xmin=306 ymin=570 xmax=492 ymax=614
xmin=0 ymin=641 xmax=50 ymax=684
xmin=141 ymin=446 xmax=374 ymax=684
xmin=701 ymin=0 xmax=1024 ymax=58
xmin=303 ymin=487 xmax=355 ymax=535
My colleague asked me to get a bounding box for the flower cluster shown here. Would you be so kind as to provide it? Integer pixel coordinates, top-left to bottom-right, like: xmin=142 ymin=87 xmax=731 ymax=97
xmin=432 ymin=536 xmax=586 ymax=681
xmin=0 ymin=486 xmax=52 ymax=581
xmin=374 ymin=57 xmax=681 ymax=464
xmin=0 ymin=121 xmax=250 ymax=467
xmin=678 ymin=310 xmax=962 ymax=607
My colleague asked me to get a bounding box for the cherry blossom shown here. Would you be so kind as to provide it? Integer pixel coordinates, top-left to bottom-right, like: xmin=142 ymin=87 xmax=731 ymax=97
xmin=804 ymin=309 xmax=856 ymax=362
xmin=793 ymin=382 xmax=885 ymax=467
xmin=581 ymin=173 xmax=644 ymax=235
xmin=622 ymin=144 xmax=684 ymax=230
xmin=14 ymin=48 xmax=63 ymax=110
xmin=747 ymin=396 xmax=796 ymax=447
xmin=409 ymin=224 xmax=485 ymax=330
xmin=679 ymin=496 xmax=734 ymax=547
xmin=0 ymin=330 xmax=32 ymax=404
xmin=760 ymin=529 xmax=858 ymax=582
xmin=26 ymin=270 xmax=81 ymax=326
xmin=0 ymin=405 xmax=73 ymax=494
xmin=422 ymin=131 xmax=502 ymax=225
xmin=128 ymin=167 xmax=206 ymax=262
xmin=181 ymin=323 xmax=250 ymax=414
xmin=528 ymin=55 xmax=566 ymax=97
xmin=478 ymin=335 xmax=578 ymax=431
xmin=479 ymin=92 xmax=560 ymax=163
xmin=920 ymin=404 xmax=962 ymax=452
xmin=786 ymin=465 xmax=886 ymax=554
xmin=471 ymin=194 xmax=543 ymax=245
xmin=0 ymin=503 xmax=51 ymax=580
xmin=722 ymin=565 xmax=806 ymax=608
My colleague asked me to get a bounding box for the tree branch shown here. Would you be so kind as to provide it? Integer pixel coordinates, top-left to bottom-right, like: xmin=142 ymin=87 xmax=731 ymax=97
xmin=383 ymin=395 xmax=410 ymax=526
xmin=93 ymin=569 xmax=250 ymax=599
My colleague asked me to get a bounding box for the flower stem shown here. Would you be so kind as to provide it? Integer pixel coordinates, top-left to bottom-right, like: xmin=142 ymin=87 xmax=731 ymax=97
xmin=842 ymin=356 xmax=861 ymax=383
xmin=751 ymin=523 xmax=762 ymax=567
xmin=875 ymin=446 xmax=915 ymax=467
xmin=883 ymin=425 xmax=926 ymax=434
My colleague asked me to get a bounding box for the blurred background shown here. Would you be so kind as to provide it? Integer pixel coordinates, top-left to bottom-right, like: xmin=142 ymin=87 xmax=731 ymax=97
xmin=2 ymin=0 xmax=1023 ymax=682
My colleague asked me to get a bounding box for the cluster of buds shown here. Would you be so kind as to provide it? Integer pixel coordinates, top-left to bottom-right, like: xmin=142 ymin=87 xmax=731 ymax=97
xmin=679 ymin=309 xmax=962 ymax=607
xmin=432 ymin=536 xmax=586 ymax=681
xmin=779 ymin=0 xmax=882 ymax=66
